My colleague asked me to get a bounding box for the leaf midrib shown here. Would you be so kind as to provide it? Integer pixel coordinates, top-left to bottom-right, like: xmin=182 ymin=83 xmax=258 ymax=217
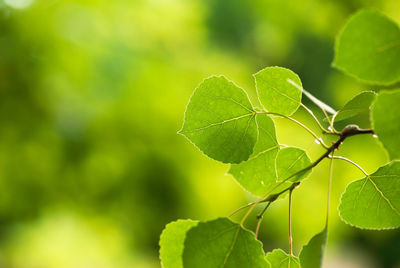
xmin=221 ymin=226 xmax=241 ymax=267
xmin=180 ymin=113 xmax=253 ymax=133
xmin=367 ymin=176 xmax=400 ymax=216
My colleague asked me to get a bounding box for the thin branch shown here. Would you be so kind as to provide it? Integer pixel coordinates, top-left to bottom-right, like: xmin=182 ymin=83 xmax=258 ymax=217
xmin=229 ymin=175 xmax=295 ymax=218
xmin=255 ymin=202 xmax=272 ymax=238
xmin=238 ymin=124 xmax=375 ymax=226
xmin=229 ymin=202 xmax=256 ymax=218
xmin=257 ymin=202 xmax=272 ymax=219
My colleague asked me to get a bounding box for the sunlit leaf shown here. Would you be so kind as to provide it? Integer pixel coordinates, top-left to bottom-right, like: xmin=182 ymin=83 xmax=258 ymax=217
xmin=255 ymin=67 xmax=302 ymax=116
xmin=265 ymin=249 xmax=300 ymax=268
xmin=371 ymin=90 xmax=400 ymax=160
xmin=183 ymin=218 xmax=268 ymax=268
xmin=334 ymin=10 xmax=400 ymax=85
xmin=276 ymin=147 xmax=312 ymax=183
xmin=339 ymin=161 xmax=400 ymax=229
xmin=179 ymin=76 xmax=257 ymax=163
xmin=159 ymin=219 xmax=198 ymax=268
xmin=299 ymin=228 xmax=327 ymax=268
xmin=229 ymin=114 xmax=279 ymax=196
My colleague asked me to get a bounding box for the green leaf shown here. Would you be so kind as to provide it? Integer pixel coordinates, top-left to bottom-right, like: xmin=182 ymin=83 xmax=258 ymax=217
xmin=265 ymin=249 xmax=301 ymax=268
xmin=334 ymin=91 xmax=376 ymax=123
xmin=159 ymin=219 xmax=199 ymax=268
xmin=276 ymin=147 xmax=312 ymax=183
xmin=333 ymin=10 xmax=400 ymax=85
xmin=183 ymin=218 xmax=268 ymax=268
xmin=228 ymin=114 xmax=279 ymax=196
xmin=179 ymin=76 xmax=257 ymax=164
xmin=299 ymin=228 xmax=327 ymax=268
xmin=371 ymin=90 xmax=400 ymax=160
xmin=255 ymin=67 xmax=302 ymax=116
xmin=339 ymin=161 xmax=400 ymax=229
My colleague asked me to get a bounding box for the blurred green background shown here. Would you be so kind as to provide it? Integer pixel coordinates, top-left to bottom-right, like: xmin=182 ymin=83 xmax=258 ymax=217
xmin=0 ymin=0 xmax=399 ymax=267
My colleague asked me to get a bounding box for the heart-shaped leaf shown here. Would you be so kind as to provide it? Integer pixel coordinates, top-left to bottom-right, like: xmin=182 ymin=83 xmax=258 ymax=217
xmin=334 ymin=10 xmax=400 ymax=85
xmin=255 ymin=67 xmax=302 ymax=116
xmin=339 ymin=161 xmax=400 ymax=229
xmin=183 ymin=218 xmax=268 ymax=268
xmin=179 ymin=76 xmax=257 ymax=163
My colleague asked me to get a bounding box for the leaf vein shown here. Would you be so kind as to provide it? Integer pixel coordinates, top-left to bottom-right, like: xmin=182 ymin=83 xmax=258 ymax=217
xmin=181 ymin=113 xmax=252 ymax=133
xmin=221 ymin=226 xmax=241 ymax=267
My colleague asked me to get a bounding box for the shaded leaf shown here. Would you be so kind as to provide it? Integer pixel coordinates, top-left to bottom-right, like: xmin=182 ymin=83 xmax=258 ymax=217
xmin=159 ymin=219 xmax=199 ymax=268
xmin=339 ymin=161 xmax=400 ymax=229
xmin=371 ymin=90 xmax=400 ymax=160
xmin=299 ymin=228 xmax=327 ymax=268
xmin=334 ymin=10 xmax=400 ymax=85
xmin=183 ymin=218 xmax=268 ymax=268
xmin=179 ymin=76 xmax=257 ymax=163
xmin=276 ymin=147 xmax=312 ymax=183
xmin=229 ymin=114 xmax=279 ymax=196
xmin=255 ymin=67 xmax=302 ymax=116
xmin=334 ymin=91 xmax=376 ymax=123
xmin=265 ymin=249 xmax=300 ymax=268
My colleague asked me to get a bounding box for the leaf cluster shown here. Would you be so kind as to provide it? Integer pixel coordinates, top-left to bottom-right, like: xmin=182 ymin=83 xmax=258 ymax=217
xmin=160 ymin=9 xmax=400 ymax=268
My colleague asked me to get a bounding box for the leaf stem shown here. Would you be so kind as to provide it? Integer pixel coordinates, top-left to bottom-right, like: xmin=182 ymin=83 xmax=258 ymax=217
xmin=329 ymin=155 xmax=368 ymax=176
xmin=256 ymin=111 xmax=329 ymax=149
xmin=322 ymin=107 xmax=335 ymax=132
xmin=326 ymin=151 xmax=334 ymax=228
xmin=288 ymin=187 xmax=294 ymax=255
xmin=229 ymin=202 xmax=258 ymax=218
xmin=253 ymin=181 xmax=300 ymax=235
xmin=300 ymin=102 xmax=330 ymax=133
xmin=287 ymin=78 xmax=337 ymax=133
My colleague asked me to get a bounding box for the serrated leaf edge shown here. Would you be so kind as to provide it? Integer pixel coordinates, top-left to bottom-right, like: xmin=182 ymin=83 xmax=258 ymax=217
xmin=333 ymin=9 xmax=400 ymax=86
xmin=338 ymin=161 xmax=400 ymax=230
xmin=253 ymin=66 xmax=303 ymax=116
xmin=159 ymin=219 xmax=199 ymax=268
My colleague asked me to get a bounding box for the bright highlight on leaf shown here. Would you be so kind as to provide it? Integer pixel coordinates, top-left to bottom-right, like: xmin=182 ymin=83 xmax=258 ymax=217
xmin=371 ymin=90 xmax=400 ymax=160
xmin=339 ymin=161 xmax=400 ymax=229
xmin=159 ymin=219 xmax=198 ymax=268
xmin=334 ymin=91 xmax=376 ymax=125
xmin=334 ymin=10 xmax=400 ymax=85
xmin=228 ymin=114 xmax=279 ymax=196
xmin=276 ymin=147 xmax=312 ymax=183
xmin=255 ymin=67 xmax=302 ymax=116
xmin=183 ymin=218 xmax=268 ymax=268
xmin=299 ymin=228 xmax=327 ymax=268
xmin=179 ymin=76 xmax=257 ymax=164
xmin=265 ymin=249 xmax=301 ymax=268
xmin=302 ymin=88 xmax=336 ymax=115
